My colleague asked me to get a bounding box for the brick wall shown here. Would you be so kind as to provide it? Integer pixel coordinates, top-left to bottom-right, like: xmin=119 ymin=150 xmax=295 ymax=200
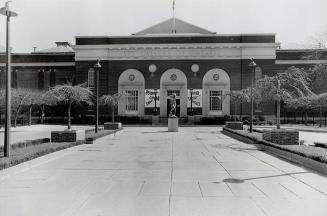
xmin=262 ymin=129 xmax=299 ymax=145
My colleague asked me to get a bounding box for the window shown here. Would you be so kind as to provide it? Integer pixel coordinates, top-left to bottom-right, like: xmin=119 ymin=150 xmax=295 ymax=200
xmin=209 ymin=90 xmax=222 ymax=111
xmin=88 ymin=68 xmax=95 ymax=88
xmin=125 ymin=90 xmax=138 ymax=112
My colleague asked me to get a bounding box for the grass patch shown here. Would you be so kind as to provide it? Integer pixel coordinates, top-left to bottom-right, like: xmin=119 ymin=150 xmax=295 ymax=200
xmin=0 ymin=141 xmax=84 ymax=170
xmin=223 ymin=127 xmax=327 ymax=164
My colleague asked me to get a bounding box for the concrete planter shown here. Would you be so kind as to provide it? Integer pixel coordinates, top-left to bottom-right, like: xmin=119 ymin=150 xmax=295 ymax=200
xmin=152 ymin=115 xmax=160 ymax=125
xmin=168 ymin=117 xmax=178 ymax=132
xmin=51 ymin=130 xmax=85 ymax=143
xmin=263 ymin=129 xmax=299 ymax=145
xmin=104 ymin=122 xmax=122 ymax=130
xmin=225 ymin=121 xmax=243 ymax=130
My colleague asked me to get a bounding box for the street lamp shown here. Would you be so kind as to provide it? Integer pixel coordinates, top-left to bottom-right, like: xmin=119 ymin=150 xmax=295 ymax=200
xmin=154 ymin=88 xmax=158 ymax=115
xmin=93 ymin=59 xmax=101 ymax=133
xmin=190 ymin=88 xmax=194 ymax=116
xmin=248 ymin=58 xmax=257 ymax=133
xmin=0 ymin=2 xmax=18 ymax=157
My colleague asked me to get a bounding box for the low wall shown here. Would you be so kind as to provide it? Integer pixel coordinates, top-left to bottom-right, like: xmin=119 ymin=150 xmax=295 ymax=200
xmin=51 ymin=130 xmax=85 ymax=143
xmin=225 ymin=121 xmax=243 ymax=130
xmin=104 ymin=122 xmax=122 ymax=130
xmin=263 ymin=129 xmax=299 ymax=145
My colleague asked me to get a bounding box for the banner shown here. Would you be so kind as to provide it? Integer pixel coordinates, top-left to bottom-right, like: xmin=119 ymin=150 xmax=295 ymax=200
xmin=145 ymin=89 xmax=160 ymax=108
xmin=187 ymin=89 xmax=202 ymax=107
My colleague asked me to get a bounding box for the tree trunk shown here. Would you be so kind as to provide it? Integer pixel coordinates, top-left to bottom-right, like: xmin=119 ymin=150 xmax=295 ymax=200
xmin=234 ymin=104 xmax=238 ymax=121
xmin=319 ymin=106 xmax=322 ymax=127
xmin=41 ymin=105 xmax=45 ymax=124
xmin=305 ymin=110 xmax=308 ymax=126
xmin=14 ymin=114 xmax=18 ymax=128
xmin=276 ymin=99 xmax=281 ymax=129
xmin=28 ymin=106 xmax=32 ymax=126
xmin=67 ymin=100 xmax=72 ymax=130
xmin=112 ymin=105 xmax=115 ymax=123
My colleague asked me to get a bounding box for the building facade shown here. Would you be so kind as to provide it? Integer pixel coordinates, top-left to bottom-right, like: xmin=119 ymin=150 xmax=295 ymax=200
xmin=0 ymin=18 xmax=326 ymax=120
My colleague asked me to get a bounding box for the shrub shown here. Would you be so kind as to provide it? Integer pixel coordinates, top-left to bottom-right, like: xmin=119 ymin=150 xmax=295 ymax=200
xmin=199 ymin=115 xmax=231 ymax=125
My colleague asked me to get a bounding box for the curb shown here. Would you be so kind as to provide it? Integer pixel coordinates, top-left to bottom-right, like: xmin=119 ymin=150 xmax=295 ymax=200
xmin=222 ymin=127 xmax=327 ymax=176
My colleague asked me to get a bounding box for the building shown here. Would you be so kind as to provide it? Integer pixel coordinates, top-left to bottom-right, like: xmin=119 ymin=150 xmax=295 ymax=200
xmin=0 ymin=18 xmax=326 ymax=122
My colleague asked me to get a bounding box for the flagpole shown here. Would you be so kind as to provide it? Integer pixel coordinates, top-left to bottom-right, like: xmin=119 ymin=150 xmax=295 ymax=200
xmin=172 ymin=0 xmax=176 ymax=33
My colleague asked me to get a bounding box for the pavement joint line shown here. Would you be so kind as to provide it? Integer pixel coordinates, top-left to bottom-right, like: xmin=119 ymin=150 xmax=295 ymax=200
xmin=225 ymin=182 xmax=236 ymax=196
xmin=212 ymin=155 xmax=233 ymax=178
xmin=246 ymin=151 xmax=327 ymax=197
xmin=249 ymin=197 xmax=269 ymax=216
xmin=251 ymin=182 xmax=269 ymax=198
xmin=137 ymin=181 xmax=146 ymax=196
xmin=279 ymin=182 xmax=301 ymax=198
xmin=168 ymin=134 xmax=174 ymax=216
xmin=197 ymin=181 xmax=204 ymax=198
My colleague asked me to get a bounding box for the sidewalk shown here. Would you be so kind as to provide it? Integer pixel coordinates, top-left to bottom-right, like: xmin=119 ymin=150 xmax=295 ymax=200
xmin=0 ymin=127 xmax=327 ymax=216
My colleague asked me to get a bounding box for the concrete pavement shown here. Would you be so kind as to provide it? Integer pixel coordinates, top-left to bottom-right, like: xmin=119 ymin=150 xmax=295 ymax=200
xmin=1 ymin=127 xmax=327 ymax=216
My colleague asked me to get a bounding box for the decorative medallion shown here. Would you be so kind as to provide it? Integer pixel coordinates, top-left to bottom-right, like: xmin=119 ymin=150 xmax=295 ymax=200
xmin=213 ymin=74 xmax=220 ymax=81
xmin=170 ymin=74 xmax=177 ymax=81
xmin=149 ymin=64 xmax=157 ymax=73
xmin=129 ymin=74 xmax=135 ymax=81
xmin=191 ymin=64 xmax=199 ymax=73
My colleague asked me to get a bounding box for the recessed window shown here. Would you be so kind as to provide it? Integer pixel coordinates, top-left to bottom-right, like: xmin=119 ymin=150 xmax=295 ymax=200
xmin=88 ymin=68 xmax=95 ymax=89
xmin=125 ymin=90 xmax=139 ymax=112
xmin=209 ymin=90 xmax=222 ymax=111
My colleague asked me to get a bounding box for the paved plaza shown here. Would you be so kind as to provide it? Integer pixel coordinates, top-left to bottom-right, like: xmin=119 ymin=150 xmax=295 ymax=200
xmin=1 ymin=127 xmax=327 ymax=216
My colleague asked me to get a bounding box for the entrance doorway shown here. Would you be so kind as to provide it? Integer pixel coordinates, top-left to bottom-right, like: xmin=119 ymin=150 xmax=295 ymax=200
xmin=167 ymin=90 xmax=180 ymax=117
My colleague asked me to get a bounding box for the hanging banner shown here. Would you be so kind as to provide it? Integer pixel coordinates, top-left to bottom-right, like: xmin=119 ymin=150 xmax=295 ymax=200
xmin=145 ymin=89 xmax=160 ymax=108
xmin=187 ymin=89 xmax=202 ymax=107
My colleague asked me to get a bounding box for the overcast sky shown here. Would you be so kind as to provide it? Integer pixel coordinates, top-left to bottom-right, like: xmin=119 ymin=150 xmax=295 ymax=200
xmin=0 ymin=0 xmax=326 ymax=52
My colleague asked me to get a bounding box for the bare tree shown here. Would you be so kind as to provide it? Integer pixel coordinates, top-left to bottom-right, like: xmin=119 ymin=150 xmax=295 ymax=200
xmin=48 ymin=83 xmax=93 ymax=130
xmin=99 ymin=93 xmax=124 ymax=123
xmin=35 ymin=91 xmax=58 ymax=124
xmin=11 ymin=89 xmax=33 ymax=127
xmin=255 ymin=67 xmax=313 ymax=129
xmin=223 ymin=89 xmax=259 ymax=121
xmin=24 ymin=91 xmax=41 ymax=126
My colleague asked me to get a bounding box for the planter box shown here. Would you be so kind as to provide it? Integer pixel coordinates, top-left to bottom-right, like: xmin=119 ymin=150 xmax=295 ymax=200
xmin=263 ymin=129 xmax=299 ymax=145
xmin=152 ymin=115 xmax=160 ymax=125
xmin=225 ymin=121 xmax=243 ymax=130
xmin=314 ymin=142 xmax=327 ymax=149
xmin=104 ymin=122 xmax=122 ymax=130
xmin=168 ymin=117 xmax=178 ymax=132
xmin=51 ymin=130 xmax=85 ymax=143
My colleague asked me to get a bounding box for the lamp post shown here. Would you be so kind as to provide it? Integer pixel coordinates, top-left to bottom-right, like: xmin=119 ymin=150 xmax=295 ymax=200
xmin=0 ymin=2 xmax=18 ymax=157
xmin=248 ymin=58 xmax=257 ymax=133
xmin=94 ymin=59 xmax=101 ymax=133
xmin=154 ymin=88 xmax=158 ymax=115
xmin=190 ymin=88 xmax=194 ymax=116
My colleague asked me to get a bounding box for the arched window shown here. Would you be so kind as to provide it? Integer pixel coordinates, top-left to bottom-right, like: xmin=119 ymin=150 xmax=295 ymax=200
xmin=118 ymin=69 xmax=145 ymax=116
xmin=202 ymin=68 xmax=230 ymax=116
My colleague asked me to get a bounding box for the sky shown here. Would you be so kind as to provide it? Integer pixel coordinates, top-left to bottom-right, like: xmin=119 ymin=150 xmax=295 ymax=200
xmin=0 ymin=0 xmax=326 ymax=52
